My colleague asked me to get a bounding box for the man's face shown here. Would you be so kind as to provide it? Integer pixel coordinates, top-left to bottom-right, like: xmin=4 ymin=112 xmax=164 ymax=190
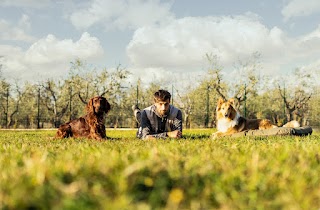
xmin=155 ymin=99 xmax=170 ymax=116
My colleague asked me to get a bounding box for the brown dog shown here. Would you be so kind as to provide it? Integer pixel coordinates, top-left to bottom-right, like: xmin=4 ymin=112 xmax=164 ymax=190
xmin=212 ymin=98 xmax=276 ymax=138
xmin=55 ymin=96 xmax=111 ymax=140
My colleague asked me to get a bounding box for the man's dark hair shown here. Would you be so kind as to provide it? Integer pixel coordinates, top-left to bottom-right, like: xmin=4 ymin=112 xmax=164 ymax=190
xmin=154 ymin=89 xmax=171 ymax=102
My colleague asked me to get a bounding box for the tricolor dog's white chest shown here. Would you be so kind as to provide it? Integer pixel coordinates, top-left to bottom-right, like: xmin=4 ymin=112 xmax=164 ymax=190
xmin=217 ymin=113 xmax=240 ymax=132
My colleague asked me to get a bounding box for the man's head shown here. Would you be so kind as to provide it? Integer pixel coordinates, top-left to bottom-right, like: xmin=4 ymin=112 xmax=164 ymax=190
xmin=154 ymin=89 xmax=171 ymax=116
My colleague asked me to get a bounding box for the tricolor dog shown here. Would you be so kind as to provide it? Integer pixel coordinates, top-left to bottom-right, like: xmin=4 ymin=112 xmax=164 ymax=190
xmin=212 ymin=97 xmax=277 ymax=138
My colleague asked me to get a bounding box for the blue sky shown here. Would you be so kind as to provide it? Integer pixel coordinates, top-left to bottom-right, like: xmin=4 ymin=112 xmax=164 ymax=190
xmin=1 ymin=0 xmax=320 ymax=86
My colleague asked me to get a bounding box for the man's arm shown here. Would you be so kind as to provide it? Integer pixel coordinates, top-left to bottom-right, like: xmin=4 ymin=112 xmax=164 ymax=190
xmin=153 ymin=110 xmax=183 ymax=139
xmin=174 ymin=110 xmax=182 ymax=132
xmin=166 ymin=110 xmax=183 ymax=138
xmin=139 ymin=110 xmax=167 ymax=139
xmin=139 ymin=109 xmax=183 ymax=140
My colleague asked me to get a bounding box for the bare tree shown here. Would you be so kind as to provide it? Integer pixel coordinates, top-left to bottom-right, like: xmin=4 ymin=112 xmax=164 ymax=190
xmin=230 ymin=52 xmax=261 ymax=109
xmin=205 ymin=53 xmax=227 ymax=100
xmin=0 ymin=80 xmax=10 ymax=128
xmin=174 ymin=86 xmax=193 ymax=129
xmin=277 ymin=69 xmax=314 ymax=125
xmin=6 ymin=82 xmax=23 ymax=128
xmin=205 ymin=52 xmax=261 ymax=104
xmin=203 ymin=52 xmax=261 ymax=123
xmin=41 ymin=79 xmax=69 ymax=127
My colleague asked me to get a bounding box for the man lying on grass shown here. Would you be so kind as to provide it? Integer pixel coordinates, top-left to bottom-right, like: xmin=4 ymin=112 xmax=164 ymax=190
xmin=132 ymin=89 xmax=182 ymax=140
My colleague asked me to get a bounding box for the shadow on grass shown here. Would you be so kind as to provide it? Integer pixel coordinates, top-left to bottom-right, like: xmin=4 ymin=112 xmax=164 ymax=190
xmin=182 ymin=133 xmax=212 ymax=140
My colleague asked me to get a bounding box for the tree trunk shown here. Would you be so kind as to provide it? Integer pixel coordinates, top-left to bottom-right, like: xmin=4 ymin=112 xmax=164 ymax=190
xmin=184 ymin=114 xmax=190 ymax=129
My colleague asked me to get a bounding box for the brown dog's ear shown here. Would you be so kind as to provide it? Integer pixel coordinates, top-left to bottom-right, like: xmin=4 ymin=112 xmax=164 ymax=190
xmin=104 ymin=98 xmax=111 ymax=114
xmin=86 ymin=97 xmax=95 ymax=114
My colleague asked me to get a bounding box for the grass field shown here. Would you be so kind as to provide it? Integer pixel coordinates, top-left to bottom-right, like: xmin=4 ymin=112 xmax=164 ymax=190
xmin=0 ymin=129 xmax=320 ymax=210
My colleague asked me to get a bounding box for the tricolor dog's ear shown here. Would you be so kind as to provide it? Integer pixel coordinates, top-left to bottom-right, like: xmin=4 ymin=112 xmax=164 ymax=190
xmin=228 ymin=98 xmax=238 ymax=109
xmin=228 ymin=98 xmax=236 ymax=108
xmin=228 ymin=98 xmax=235 ymax=106
xmin=217 ymin=97 xmax=225 ymax=108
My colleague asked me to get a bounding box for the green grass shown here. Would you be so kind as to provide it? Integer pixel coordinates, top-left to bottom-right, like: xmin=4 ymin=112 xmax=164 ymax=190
xmin=0 ymin=129 xmax=320 ymax=210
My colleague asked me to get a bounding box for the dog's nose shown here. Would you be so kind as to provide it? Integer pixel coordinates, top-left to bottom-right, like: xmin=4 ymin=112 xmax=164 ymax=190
xmin=224 ymin=113 xmax=228 ymax=117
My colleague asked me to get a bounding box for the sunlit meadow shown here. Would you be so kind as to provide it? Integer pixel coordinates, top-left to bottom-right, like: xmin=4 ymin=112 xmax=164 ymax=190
xmin=0 ymin=129 xmax=319 ymax=210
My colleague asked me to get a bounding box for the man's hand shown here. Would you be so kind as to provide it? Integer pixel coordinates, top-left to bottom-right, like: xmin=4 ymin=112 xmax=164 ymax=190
xmin=167 ymin=130 xmax=182 ymax=139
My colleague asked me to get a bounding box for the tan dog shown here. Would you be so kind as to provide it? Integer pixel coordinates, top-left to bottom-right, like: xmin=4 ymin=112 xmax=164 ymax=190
xmin=212 ymin=98 xmax=277 ymax=138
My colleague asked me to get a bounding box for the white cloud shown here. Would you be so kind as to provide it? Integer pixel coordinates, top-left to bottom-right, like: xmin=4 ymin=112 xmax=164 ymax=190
xmin=126 ymin=14 xmax=320 ymax=83
xmin=0 ymin=0 xmax=51 ymax=8
xmin=0 ymin=15 xmax=36 ymax=42
xmin=25 ymin=32 xmax=103 ymax=64
xmin=128 ymin=66 xmax=202 ymax=91
xmin=300 ymin=59 xmax=320 ymax=80
xmin=286 ymin=25 xmax=320 ymax=63
xmin=0 ymin=45 xmax=26 ymax=74
xmin=300 ymin=24 xmax=320 ymax=41
xmin=282 ymin=0 xmax=320 ymax=21
xmin=1 ymin=32 xmax=104 ymax=81
xmin=127 ymin=15 xmax=289 ymax=72
xmin=69 ymin=0 xmax=174 ymax=30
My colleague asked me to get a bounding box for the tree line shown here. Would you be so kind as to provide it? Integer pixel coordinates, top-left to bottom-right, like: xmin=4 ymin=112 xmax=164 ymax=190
xmin=0 ymin=55 xmax=319 ymax=129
